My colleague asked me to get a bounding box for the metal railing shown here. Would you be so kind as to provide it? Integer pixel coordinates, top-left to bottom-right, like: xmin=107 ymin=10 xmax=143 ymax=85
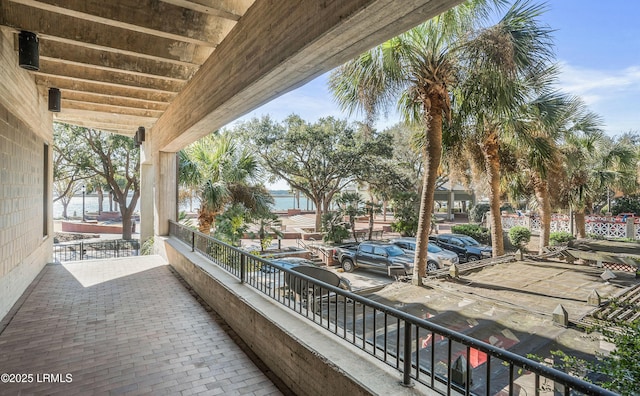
xmin=169 ymin=220 xmax=615 ymax=396
xmin=53 ymin=240 xmax=140 ymax=262
xmin=297 ymin=237 xmax=332 ymax=264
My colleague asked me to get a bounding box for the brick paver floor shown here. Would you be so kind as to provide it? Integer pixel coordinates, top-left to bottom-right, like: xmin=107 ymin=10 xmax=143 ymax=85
xmin=0 ymin=256 xmax=284 ymax=396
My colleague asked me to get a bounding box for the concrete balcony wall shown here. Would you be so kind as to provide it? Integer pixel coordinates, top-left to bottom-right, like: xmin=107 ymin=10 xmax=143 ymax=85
xmin=0 ymin=29 xmax=54 ymax=320
xmin=159 ymin=237 xmax=429 ymax=396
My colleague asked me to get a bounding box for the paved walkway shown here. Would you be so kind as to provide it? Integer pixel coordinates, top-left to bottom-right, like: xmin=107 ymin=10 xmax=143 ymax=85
xmin=0 ymin=256 xmax=284 ymax=396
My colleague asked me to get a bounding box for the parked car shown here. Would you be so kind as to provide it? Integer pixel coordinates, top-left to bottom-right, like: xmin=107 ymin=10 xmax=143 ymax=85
xmin=429 ymin=233 xmax=492 ymax=262
xmin=333 ymin=241 xmax=414 ymax=276
xmin=390 ymin=237 xmax=458 ymax=272
xmin=261 ymin=257 xmax=352 ymax=291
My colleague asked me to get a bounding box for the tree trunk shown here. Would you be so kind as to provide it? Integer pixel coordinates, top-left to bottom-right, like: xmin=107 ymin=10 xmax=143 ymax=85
xmin=383 ymin=201 xmax=387 ymax=222
xmin=313 ymin=197 xmax=323 ymax=232
xmin=96 ymin=185 xmax=104 ymax=214
xmin=62 ymin=201 xmax=69 ymax=219
xmin=350 ymin=217 xmax=357 ymax=242
xmin=482 ymin=131 xmax=504 ymax=257
xmin=533 ymin=175 xmax=551 ymax=254
xmin=121 ymin=213 xmax=133 ymax=240
xmin=575 ymin=209 xmax=586 ymax=238
xmin=368 ymin=209 xmax=374 ymax=240
xmin=118 ymin=191 xmax=139 ymax=240
xmin=108 ymin=191 xmax=113 ymax=212
xmin=413 ymin=105 xmax=443 ymax=285
xmin=198 ymin=204 xmax=215 ymax=235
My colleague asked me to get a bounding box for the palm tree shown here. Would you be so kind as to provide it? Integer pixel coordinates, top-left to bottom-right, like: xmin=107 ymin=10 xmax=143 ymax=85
xmin=559 ymin=131 xmax=637 ymax=238
xmin=531 ymin=95 xmax=605 ymax=250
xmin=335 ymin=192 xmax=365 ymax=242
xmin=178 ymin=132 xmax=273 ymax=234
xmin=456 ymin=0 xmax=554 ymax=256
xmin=329 ymin=1 xmax=496 ymax=284
xmin=503 ymin=91 xmax=599 ymax=252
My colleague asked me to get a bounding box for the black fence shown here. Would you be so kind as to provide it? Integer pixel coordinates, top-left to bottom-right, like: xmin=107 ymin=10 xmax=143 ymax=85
xmin=53 ymin=240 xmax=140 ymax=262
xmin=169 ymin=220 xmax=614 ymax=396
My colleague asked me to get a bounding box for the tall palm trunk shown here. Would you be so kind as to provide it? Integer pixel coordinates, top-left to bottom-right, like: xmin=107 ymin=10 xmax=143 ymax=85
xmin=532 ymin=175 xmax=551 ymax=253
xmin=575 ymin=209 xmax=586 ymax=238
xmin=413 ymin=106 xmax=443 ymax=285
xmin=482 ymin=131 xmax=504 ymax=257
xmin=198 ymin=204 xmax=215 ymax=234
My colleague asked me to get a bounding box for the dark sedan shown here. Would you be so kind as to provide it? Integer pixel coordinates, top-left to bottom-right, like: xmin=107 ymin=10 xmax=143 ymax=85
xmin=429 ymin=233 xmax=492 ymax=262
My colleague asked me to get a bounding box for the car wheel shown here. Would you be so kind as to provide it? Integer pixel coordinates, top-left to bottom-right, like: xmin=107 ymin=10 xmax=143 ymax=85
xmin=342 ymin=259 xmax=355 ymax=273
xmin=427 ymin=261 xmax=439 ymax=273
xmin=467 ymin=255 xmax=480 ymax=262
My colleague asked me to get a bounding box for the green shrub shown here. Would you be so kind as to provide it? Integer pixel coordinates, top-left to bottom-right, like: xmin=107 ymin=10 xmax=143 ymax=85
xmin=391 ymin=220 xmax=418 ymax=237
xmin=549 ymin=231 xmax=575 ymax=246
xmin=141 ymin=236 xmax=154 ymax=255
xmin=508 ymin=226 xmax=531 ymax=250
xmin=322 ymin=212 xmax=350 ymax=243
xmin=451 ymin=224 xmax=490 ymax=245
xmin=469 ymin=204 xmax=490 ymax=223
xmin=611 ymin=195 xmax=640 ymax=216
xmin=390 ymin=191 xmax=419 ymax=237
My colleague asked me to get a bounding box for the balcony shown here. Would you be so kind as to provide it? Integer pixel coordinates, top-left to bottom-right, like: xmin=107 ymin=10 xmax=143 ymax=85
xmin=0 ymin=224 xmax=619 ymax=395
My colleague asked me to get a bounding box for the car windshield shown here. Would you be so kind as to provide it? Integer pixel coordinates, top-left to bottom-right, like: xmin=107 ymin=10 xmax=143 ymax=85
xmin=427 ymin=244 xmax=443 ymax=253
xmin=460 ymin=237 xmax=480 ymax=246
xmin=385 ymin=245 xmax=405 ymax=256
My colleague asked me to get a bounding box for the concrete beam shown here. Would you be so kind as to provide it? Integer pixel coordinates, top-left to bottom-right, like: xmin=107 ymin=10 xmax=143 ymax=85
xmin=158 ymin=0 xmax=251 ymax=20
xmin=44 ymin=90 xmax=169 ymax=112
xmin=34 ymin=75 xmax=177 ymax=103
xmin=37 ymin=59 xmax=186 ymax=92
xmin=0 ymin=2 xmax=213 ymax=64
xmin=153 ymin=0 xmax=464 ymax=152
xmin=9 ymin=0 xmax=235 ymax=47
xmin=39 ymin=39 xmax=199 ymax=80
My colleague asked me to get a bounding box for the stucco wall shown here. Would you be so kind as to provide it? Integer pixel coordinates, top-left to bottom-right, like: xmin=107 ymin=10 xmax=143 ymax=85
xmin=0 ymin=29 xmax=53 ymax=321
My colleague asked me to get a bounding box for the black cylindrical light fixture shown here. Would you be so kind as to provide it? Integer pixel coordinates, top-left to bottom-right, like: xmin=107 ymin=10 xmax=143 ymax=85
xmin=18 ymin=31 xmax=39 ymax=71
xmin=48 ymin=88 xmax=61 ymax=112
xmin=135 ymin=126 xmax=145 ymax=146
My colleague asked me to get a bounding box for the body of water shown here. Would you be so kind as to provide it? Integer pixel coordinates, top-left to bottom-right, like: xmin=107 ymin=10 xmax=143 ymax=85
xmin=54 ymin=192 xmax=314 ymax=218
xmin=53 ymin=195 xmax=138 ymax=218
xmin=181 ymin=193 xmax=315 ymax=212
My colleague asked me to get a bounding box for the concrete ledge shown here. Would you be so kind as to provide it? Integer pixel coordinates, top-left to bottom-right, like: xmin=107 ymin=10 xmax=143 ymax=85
xmin=158 ymin=236 xmax=433 ymax=396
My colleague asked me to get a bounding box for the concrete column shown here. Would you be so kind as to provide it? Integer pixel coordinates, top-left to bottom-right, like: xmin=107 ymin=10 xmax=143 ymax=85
xmin=626 ymin=218 xmax=634 ymax=239
xmin=154 ymin=151 xmax=178 ymax=236
xmin=140 ymin=163 xmax=154 ymax=244
xmin=139 ymin=140 xmax=154 ymax=244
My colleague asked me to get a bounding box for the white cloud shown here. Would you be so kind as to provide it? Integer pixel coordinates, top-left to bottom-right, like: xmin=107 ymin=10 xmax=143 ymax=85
xmin=558 ymin=62 xmax=640 ymax=105
xmin=557 ymin=62 xmax=640 ymax=135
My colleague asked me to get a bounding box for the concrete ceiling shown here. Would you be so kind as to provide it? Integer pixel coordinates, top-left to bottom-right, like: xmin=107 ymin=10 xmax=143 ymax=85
xmin=0 ymin=0 xmax=462 ymax=150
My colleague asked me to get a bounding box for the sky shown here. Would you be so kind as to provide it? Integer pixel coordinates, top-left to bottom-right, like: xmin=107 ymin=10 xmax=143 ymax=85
xmin=228 ymin=1 xmax=640 ymax=189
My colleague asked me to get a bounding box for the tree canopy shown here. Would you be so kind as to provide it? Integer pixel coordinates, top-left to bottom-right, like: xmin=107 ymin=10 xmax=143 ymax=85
xmin=238 ymin=115 xmax=394 ymax=230
xmin=54 ymin=123 xmax=140 ymax=240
